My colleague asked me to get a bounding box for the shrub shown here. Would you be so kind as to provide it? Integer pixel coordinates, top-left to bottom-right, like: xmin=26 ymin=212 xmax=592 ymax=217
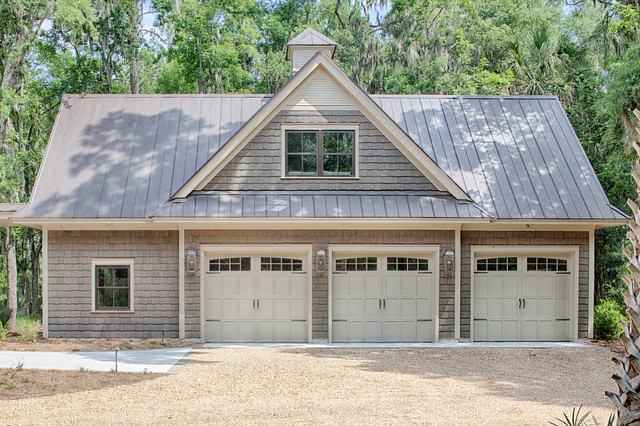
xmin=0 ymin=307 xmax=11 ymax=329
xmin=594 ymin=299 xmax=626 ymax=340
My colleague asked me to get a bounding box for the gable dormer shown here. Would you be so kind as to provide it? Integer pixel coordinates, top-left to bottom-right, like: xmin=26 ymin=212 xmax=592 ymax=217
xmin=286 ymin=28 xmax=337 ymax=74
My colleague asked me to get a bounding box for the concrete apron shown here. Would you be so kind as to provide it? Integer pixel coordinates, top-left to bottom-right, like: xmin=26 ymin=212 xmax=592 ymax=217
xmin=203 ymin=341 xmax=590 ymax=349
xmin=0 ymin=347 xmax=193 ymax=373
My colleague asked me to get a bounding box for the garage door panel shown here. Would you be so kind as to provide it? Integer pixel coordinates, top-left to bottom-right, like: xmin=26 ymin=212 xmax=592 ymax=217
xmin=204 ymin=255 xmax=308 ymax=343
xmin=473 ymin=255 xmax=572 ymax=342
xmin=332 ymin=253 xmax=436 ymax=343
xmin=417 ymin=298 xmax=432 ymax=318
xmin=417 ymin=320 xmax=433 ymax=341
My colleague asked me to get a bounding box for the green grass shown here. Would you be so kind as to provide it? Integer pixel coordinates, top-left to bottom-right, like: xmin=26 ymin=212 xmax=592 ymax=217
xmin=15 ymin=313 xmax=42 ymax=331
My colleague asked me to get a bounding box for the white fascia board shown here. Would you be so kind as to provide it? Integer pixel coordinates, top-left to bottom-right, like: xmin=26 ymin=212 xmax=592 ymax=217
xmin=174 ymin=52 xmax=470 ymax=201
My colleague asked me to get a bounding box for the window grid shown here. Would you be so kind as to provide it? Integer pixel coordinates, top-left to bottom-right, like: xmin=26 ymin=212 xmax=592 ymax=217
xmin=335 ymin=257 xmax=377 ymax=272
xmin=387 ymin=257 xmax=429 ymax=272
xmin=95 ymin=266 xmax=130 ymax=311
xmin=261 ymin=257 xmax=303 ymax=272
xmin=527 ymin=257 xmax=568 ymax=272
xmin=209 ymin=257 xmax=251 ymax=272
xmin=476 ymin=257 xmax=518 ymax=272
xmin=285 ymin=130 xmax=355 ymax=177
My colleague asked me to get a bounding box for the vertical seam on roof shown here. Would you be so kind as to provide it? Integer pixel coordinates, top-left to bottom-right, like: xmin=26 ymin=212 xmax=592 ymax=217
xmin=525 ymin=100 xmax=580 ymax=218
xmin=136 ymin=97 xmax=162 ymax=218
xmin=116 ymin=99 xmax=142 ymax=218
xmin=539 ymin=99 xmax=596 ymax=219
xmin=510 ymin=99 xmax=564 ymax=219
xmin=439 ymin=99 xmax=467 ymax=194
xmin=460 ymin=98 xmax=500 ymax=217
xmin=482 ymin=99 xmax=530 ymax=218
xmin=497 ymin=99 xmax=544 ymax=219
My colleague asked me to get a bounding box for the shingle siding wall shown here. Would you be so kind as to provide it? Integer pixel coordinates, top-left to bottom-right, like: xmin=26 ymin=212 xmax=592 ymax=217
xmin=203 ymin=110 xmax=437 ymax=192
xmin=185 ymin=230 xmax=454 ymax=340
xmin=48 ymin=230 xmax=179 ymax=338
xmin=460 ymin=231 xmax=589 ymax=339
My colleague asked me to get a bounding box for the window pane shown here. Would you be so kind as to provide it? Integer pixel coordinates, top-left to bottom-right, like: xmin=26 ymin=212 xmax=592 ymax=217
xmin=338 ymin=155 xmax=353 ymax=175
xmin=113 ymin=289 xmax=129 ymax=308
xmin=98 ymin=287 xmax=113 ymax=307
xmin=302 ymin=155 xmax=317 ymax=174
xmin=339 ymin=132 xmax=354 ymax=153
xmin=323 ymin=132 xmax=338 ymax=153
xmin=302 ymin=133 xmax=317 ymax=152
xmin=97 ymin=268 xmax=108 ymax=287
xmin=288 ymin=155 xmax=302 ymax=174
xmin=287 ymin=132 xmax=302 ymax=153
xmin=323 ymin=155 xmax=338 ymax=174
xmin=114 ymin=268 xmax=129 ymax=287
xmin=241 ymin=257 xmax=251 ymax=271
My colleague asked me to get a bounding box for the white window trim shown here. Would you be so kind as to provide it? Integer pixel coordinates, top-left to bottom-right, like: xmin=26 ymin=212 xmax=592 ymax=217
xmin=91 ymin=258 xmax=135 ymax=313
xmin=469 ymin=245 xmax=580 ymax=342
xmin=280 ymin=123 xmax=360 ymax=179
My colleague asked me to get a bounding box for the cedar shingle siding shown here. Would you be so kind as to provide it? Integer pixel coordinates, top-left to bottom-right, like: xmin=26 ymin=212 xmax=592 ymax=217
xmin=47 ymin=229 xmax=590 ymax=340
xmin=203 ymin=110 xmax=437 ymax=192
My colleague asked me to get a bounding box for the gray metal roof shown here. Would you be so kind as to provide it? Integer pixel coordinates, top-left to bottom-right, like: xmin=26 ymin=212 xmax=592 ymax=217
xmin=152 ymin=191 xmax=489 ymax=219
xmin=0 ymin=203 xmax=24 ymax=212
xmin=287 ymin=28 xmax=337 ymax=47
xmin=14 ymin=93 xmax=625 ymax=221
xmin=15 ymin=94 xmax=268 ymax=220
xmin=372 ymin=95 xmax=625 ymax=220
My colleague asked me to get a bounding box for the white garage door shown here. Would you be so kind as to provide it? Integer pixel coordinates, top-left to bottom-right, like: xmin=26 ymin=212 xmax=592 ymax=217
xmin=332 ymin=255 xmax=436 ymax=342
xmin=473 ymin=256 xmax=572 ymax=341
xmin=204 ymin=255 xmax=308 ymax=342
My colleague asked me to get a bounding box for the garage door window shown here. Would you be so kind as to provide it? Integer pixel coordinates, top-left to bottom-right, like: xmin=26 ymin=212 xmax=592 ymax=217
xmin=387 ymin=257 xmax=429 ymax=271
xmin=526 ymin=257 xmax=568 ymax=272
xmin=335 ymin=257 xmax=377 ymax=272
xmin=261 ymin=257 xmax=303 ymax=271
xmin=476 ymin=257 xmax=517 ymax=272
xmin=209 ymin=257 xmax=251 ymax=272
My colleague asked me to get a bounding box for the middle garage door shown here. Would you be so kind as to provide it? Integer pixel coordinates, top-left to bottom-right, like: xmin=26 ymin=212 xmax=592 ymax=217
xmin=331 ymin=253 xmax=437 ymax=342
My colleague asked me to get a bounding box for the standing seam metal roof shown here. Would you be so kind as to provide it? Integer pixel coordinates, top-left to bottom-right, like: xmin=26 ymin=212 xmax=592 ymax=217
xmin=13 ymin=93 xmax=625 ymax=221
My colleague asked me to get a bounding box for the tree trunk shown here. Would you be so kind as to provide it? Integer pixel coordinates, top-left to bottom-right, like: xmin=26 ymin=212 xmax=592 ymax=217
xmin=5 ymin=228 xmax=17 ymax=331
xmin=129 ymin=1 xmax=141 ymax=94
xmin=607 ymin=109 xmax=640 ymax=425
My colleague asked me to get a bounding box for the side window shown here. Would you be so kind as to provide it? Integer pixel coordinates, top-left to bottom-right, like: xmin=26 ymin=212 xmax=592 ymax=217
xmin=92 ymin=259 xmax=134 ymax=312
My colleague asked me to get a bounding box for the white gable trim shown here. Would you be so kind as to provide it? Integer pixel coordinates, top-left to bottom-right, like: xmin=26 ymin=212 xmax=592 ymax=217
xmin=174 ymin=52 xmax=471 ymax=200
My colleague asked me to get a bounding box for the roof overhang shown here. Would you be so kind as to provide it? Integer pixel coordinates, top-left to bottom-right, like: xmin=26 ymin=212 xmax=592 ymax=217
xmin=0 ymin=204 xmax=25 ymax=227
xmin=10 ymin=217 xmax=627 ymax=232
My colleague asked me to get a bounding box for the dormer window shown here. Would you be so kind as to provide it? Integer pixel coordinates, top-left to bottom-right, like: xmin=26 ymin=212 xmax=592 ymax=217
xmin=284 ymin=127 xmax=357 ymax=177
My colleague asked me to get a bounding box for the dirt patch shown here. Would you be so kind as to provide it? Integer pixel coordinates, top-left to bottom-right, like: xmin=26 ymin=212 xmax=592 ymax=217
xmin=0 ymin=367 xmax=160 ymax=400
xmin=0 ymin=345 xmax=620 ymax=424
xmin=0 ymin=336 xmax=193 ymax=352
xmin=591 ymin=339 xmax=625 ymax=357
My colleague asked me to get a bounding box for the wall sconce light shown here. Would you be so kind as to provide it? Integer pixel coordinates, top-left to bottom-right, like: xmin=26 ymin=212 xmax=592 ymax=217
xmin=444 ymin=250 xmax=455 ymax=275
xmin=186 ymin=249 xmax=197 ymax=273
xmin=316 ymin=250 xmax=326 ymax=275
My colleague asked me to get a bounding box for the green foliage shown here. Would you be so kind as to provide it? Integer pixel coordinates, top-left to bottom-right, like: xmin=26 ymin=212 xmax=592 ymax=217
xmin=0 ymin=307 xmax=11 ymax=329
xmin=550 ymin=405 xmax=594 ymax=426
xmin=594 ymin=299 xmax=626 ymax=341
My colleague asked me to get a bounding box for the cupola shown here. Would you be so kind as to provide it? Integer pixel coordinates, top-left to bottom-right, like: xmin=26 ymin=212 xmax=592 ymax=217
xmin=286 ymin=28 xmax=337 ymax=74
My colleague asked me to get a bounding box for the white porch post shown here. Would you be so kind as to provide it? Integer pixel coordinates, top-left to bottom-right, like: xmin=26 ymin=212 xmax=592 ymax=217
xmin=179 ymin=227 xmax=185 ymax=339
xmin=454 ymin=226 xmax=461 ymax=340
xmin=588 ymin=227 xmax=595 ymax=339
xmin=42 ymin=227 xmax=48 ymax=339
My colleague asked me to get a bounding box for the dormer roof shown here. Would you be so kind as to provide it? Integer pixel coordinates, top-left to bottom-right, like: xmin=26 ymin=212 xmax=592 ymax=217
xmin=286 ymin=28 xmax=337 ymax=60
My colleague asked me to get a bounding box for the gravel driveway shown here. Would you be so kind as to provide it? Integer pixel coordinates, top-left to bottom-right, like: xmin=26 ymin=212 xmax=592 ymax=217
xmin=1 ymin=346 xmax=617 ymax=425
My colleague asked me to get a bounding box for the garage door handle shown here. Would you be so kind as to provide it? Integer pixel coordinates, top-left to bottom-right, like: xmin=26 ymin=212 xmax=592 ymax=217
xmin=379 ymin=299 xmax=381 ymax=309
xmin=383 ymin=299 xmax=386 ymax=309
xmin=523 ymin=299 xmax=525 ymax=309
xmin=519 ymin=298 xmax=521 ymax=309
xmin=257 ymin=299 xmax=260 ymax=309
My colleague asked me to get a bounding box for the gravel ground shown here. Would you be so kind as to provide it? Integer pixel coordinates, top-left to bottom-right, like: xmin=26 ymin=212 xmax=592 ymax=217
xmin=1 ymin=346 xmax=618 ymax=425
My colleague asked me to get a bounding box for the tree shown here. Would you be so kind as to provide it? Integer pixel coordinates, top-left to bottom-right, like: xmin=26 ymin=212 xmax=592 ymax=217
xmin=607 ymin=109 xmax=640 ymax=425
